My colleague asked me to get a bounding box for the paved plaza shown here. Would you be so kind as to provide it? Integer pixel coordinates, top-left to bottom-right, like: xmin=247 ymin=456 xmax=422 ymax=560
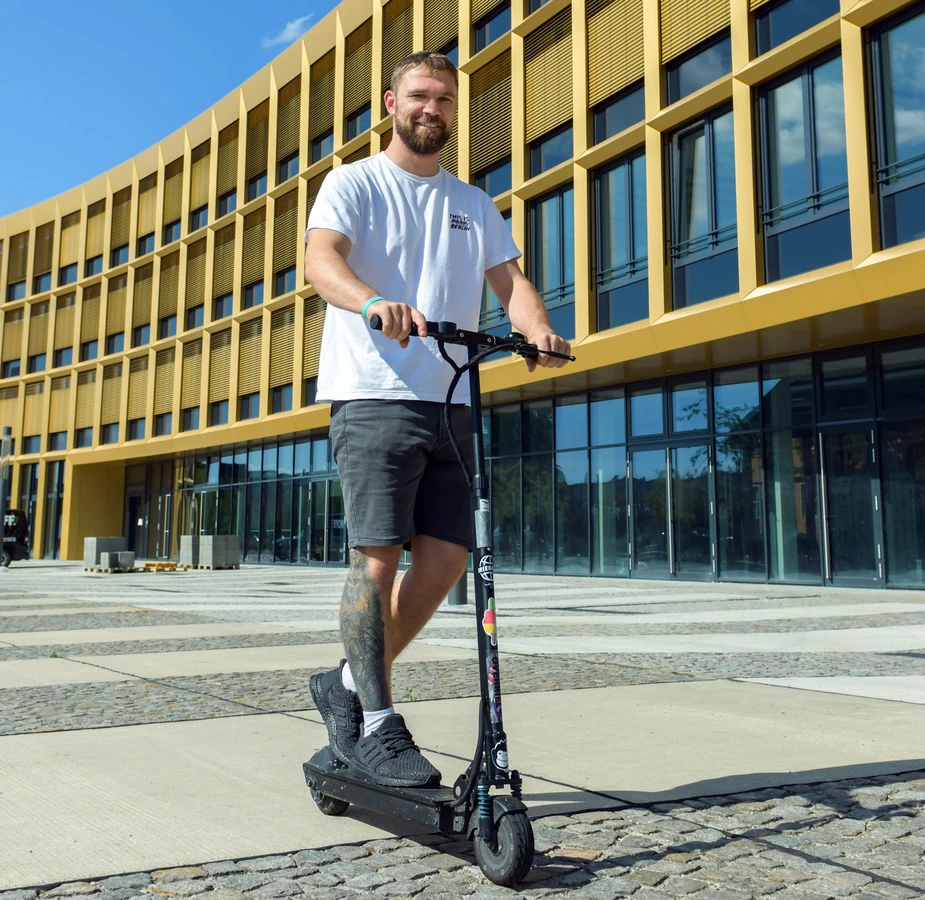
xmin=1 ymin=562 xmax=924 ymax=899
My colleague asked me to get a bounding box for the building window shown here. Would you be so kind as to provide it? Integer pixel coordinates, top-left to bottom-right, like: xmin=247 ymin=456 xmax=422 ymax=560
xmin=186 ymin=304 xmax=204 ymax=330
xmin=756 ymin=0 xmax=840 ymax=56
xmin=102 ymin=423 xmax=119 ymax=444
xmin=528 ymin=0 xmax=550 ymax=12
xmin=474 ymin=158 xmax=512 ymax=197
xmin=27 ymin=354 xmax=46 ymax=374
xmin=272 ymin=383 xmax=293 ymax=413
xmin=34 ymin=273 xmax=52 ymax=294
xmin=530 ymin=124 xmax=573 ymax=177
xmin=47 ymin=432 xmax=67 ymax=452
xmin=278 ymin=152 xmax=299 ymax=184
xmin=2 ymin=360 xmax=20 ymax=378
xmin=53 ymin=347 xmax=73 ymax=368
xmin=304 ymin=377 xmax=317 ymax=406
xmin=190 ymin=206 xmax=208 ymax=232
xmin=155 ymin=412 xmax=172 ymax=436
xmin=670 ymin=106 xmax=738 ymax=309
xmin=243 ymin=281 xmax=264 ymax=309
xmin=246 ymin=173 xmax=267 ymax=202
xmin=759 ymin=53 xmax=849 ymax=282
xmin=274 ymin=266 xmax=296 ymax=297
xmin=111 ymin=244 xmax=129 ymax=267
xmin=474 ymin=1 xmax=510 ymax=53
xmin=213 ymin=293 xmax=233 ymax=319
xmin=58 ymin=263 xmax=78 ymax=286
xmin=529 ymin=184 xmax=575 ymax=339
xmin=239 ymin=392 xmax=260 ymax=420
xmin=312 ymin=129 xmax=334 ymax=163
xmin=137 ymin=233 xmax=155 ymax=255
xmin=106 ymin=332 xmax=124 ymax=355
xmin=872 ymin=7 xmax=925 ymax=249
xmin=346 ymin=103 xmax=371 ymax=141
xmin=182 ymin=406 xmax=200 ymax=431
xmin=22 ymin=435 xmax=41 ymax=455
xmin=128 ymin=418 xmax=145 ymax=441
xmin=666 ymin=33 xmax=732 ymax=105
xmin=210 ymin=399 xmax=229 ymax=426
xmin=158 ymin=315 xmax=177 ymax=339
xmin=132 ymin=324 xmax=150 ymax=347
xmin=218 ymin=190 xmax=237 ymax=217
xmin=441 ymin=40 xmax=459 ymax=66
xmin=593 ymin=82 xmax=645 ymax=145
xmin=76 ymin=427 xmax=93 ymax=448
xmin=163 ymin=220 xmax=181 ymax=244
xmin=595 ymin=151 xmax=648 ymax=331
xmin=80 ymin=340 xmax=98 ymax=361
xmin=85 ymin=255 xmax=103 ymax=277
xmin=480 ymin=210 xmax=513 ymax=337
xmin=7 ymin=281 xmax=26 ymax=301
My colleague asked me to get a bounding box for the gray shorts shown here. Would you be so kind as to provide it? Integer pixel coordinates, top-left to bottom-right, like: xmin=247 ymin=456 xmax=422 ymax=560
xmin=329 ymin=400 xmax=475 ymax=550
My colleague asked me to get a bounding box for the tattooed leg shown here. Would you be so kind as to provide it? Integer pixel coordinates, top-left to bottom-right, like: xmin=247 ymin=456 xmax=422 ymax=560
xmin=341 ymin=545 xmax=401 ymax=711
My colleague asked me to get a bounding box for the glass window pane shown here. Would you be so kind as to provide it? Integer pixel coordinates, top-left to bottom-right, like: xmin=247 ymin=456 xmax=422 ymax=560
xmin=310 ymin=482 xmax=327 ymax=561
xmin=669 ymin=35 xmax=731 ymax=102
xmin=278 ymin=441 xmax=294 ymax=477
xmin=523 ymin=399 xmax=553 ymax=453
xmin=881 ymin=345 xmax=925 ymax=410
xmin=312 ymin=438 xmax=330 ymax=472
xmin=247 ymin=448 xmax=262 ymax=479
xmin=714 ymin=367 xmax=760 ymax=432
xmin=294 ymin=440 xmax=311 ymax=476
xmin=219 ymin=452 xmax=234 ymax=485
xmin=880 ymin=11 xmax=925 ymax=169
xmin=762 ymin=358 xmax=814 ymax=429
xmin=555 ymin=395 xmax=588 ymax=449
xmin=630 ymin=386 xmax=664 ymax=437
xmin=672 ymin=381 xmax=708 ymax=432
xmin=713 ymin=111 xmax=737 ymax=232
xmin=591 ymin=446 xmax=628 ymax=575
xmin=590 ymin=388 xmax=626 ymax=446
xmin=813 ymin=56 xmax=847 ymax=194
xmin=275 ymin=480 xmax=293 ymax=562
xmin=233 ymin=449 xmax=247 ymax=484
xmin=523 ymin=454 xmax=553 ymax=573
xmin=262 ymin=445 xmax=278 ymax=479
xmin=491 ymin=405 xmax=521 ymax=456
xmin=765 ymin=209 xmax=851 ymax=282
xmin=245 ymin=482 xmax=261 ymax=561
xmin=562 ymin=187 xmax=575 ymax=289
xmin=881 ymin=422 xmax=925 ymax=586
xmin=556 ymin=450 xmax=590 ymax=574
xmin=678 ymin=127 xmax=708 ymax=245
xmin=328 ymin=480 xmax=345 ymax=563
xmin=261 ymin=481 xmax=276 ymax=561
xmin=671 ymin=445 xmax=712 ymax=575
xmin=631 ymin=154 xmax=647 ymax=260
xmin=594 ymin=84 xmax=645 ymax=143
xmin=491 ymin=457 xmax=522 ymax=571
xmin=767 ymin=75 xmax=807 ymax=213
xmin=757 ymin=0 xmax=839 ymax=55
xmin=716 ymin=434 xmax=766 ymax=579
xmin=821 ymin=355 xmax=870 ymax=419
xmin=600 ymin=161 xmax=629 ymax=272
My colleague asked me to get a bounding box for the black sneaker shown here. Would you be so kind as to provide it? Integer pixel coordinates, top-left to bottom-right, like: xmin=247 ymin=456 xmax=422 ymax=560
xmin=310 ymin=659 xmax=362 ymax=764
xmin=348 ymin=714 xmax=442 ymax=789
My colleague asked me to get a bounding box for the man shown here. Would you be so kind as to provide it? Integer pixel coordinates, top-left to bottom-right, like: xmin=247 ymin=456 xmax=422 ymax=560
xmin=304 ymin=51 xmax=570 ymax=789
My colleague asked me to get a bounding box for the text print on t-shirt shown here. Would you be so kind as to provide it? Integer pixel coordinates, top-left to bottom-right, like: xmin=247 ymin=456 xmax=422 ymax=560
xmin=449 ymin=212 xmax=471 ymax=231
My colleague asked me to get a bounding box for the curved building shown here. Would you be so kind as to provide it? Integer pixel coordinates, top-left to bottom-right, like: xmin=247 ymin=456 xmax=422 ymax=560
xmin=1 ymin=0 xmax=925 ymax=588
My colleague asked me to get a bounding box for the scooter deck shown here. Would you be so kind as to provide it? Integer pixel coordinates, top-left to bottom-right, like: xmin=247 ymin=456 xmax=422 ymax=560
xmin=303 ymin=746 xmax=466 ymax=835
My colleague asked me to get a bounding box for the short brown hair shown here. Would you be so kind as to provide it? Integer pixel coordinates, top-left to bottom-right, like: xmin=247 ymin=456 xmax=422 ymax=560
xmin=390 ymin=51 xmax=458 ymax=95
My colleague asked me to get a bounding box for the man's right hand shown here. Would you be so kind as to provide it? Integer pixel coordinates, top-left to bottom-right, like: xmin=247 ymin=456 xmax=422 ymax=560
xmin=365 ymin=300 xmax=428 ymax=348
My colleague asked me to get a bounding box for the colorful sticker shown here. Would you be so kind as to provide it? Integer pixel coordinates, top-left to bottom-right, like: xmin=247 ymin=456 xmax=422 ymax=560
xmin=477 ymin=553 xmax=494 ymax=584
xmin=492 ymin=739 xmax=509 ymax=771
xmin=481 ymin=597 xmax=497 ymax=646
xmin=487 ymin=655 xmax=501 ymax=723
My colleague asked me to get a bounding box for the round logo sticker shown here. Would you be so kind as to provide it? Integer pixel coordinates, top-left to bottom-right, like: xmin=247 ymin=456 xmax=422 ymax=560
xmin=477 ymin=553 xmax=494 ymax=583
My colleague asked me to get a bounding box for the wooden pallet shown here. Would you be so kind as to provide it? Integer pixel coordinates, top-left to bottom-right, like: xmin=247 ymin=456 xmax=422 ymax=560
xmin=83 ymin=566 xmax=135 ymax=574
xmin=143 ymin=560 xmax=179 ymax=573
xmin=177 ymin=563 xmax=240 ymax=571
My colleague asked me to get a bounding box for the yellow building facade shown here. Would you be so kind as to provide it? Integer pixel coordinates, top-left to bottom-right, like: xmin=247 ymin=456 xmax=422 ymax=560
xmin=1 ymin=0 xmax=924 ymax=587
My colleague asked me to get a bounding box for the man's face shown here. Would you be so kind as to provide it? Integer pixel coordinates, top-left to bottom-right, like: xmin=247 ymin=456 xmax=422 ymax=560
xmin=386 ymin=68 xmax=457 ymax=156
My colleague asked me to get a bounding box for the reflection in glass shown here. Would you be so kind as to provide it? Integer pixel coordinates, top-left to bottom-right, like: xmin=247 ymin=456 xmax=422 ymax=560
xmin=218 ymin=488 xmax=232 ymax=537
xmin=311 ymin=481 xmax=327 ymax=562
xmin=679 ymin=126 xmax=708 ymax=246
xmin=246 ymin=483 xmax=261 ymax=562
xmin=278 ymin=442 xmax=294 ymax=477
xmin=492 ymin=458 xmax=522 ymax=571
xmin=276 ymin=479 xmax=293 ymax=562
xmin=591 ymin=446 xmax=628 ymax=575
xmin=672 ymin=382 xmax=708 ymax=432
xmin=821 ymin=356 xmax=869 ymax=419
xmin=313 ymin=438 xmax=330 ymax=472
xmin=591 ymin=389 xmax=626 ymax=446
xmin=261 ymin=481 xmax=277 ymax=561
xmin=263 ymin=445 xmax=278 ymax=481
xmin=813 ymin=57 xmax=848 ymax=192
xmin=671 ymin=445 xmax=711 ymax=575
xmin=714 ymin=367 xmax=760 ymax=432
xmin=667 ymin=35 xmax=731 ymax=104
xmin=328 ymin=480 xmax=345 ymax=563
xmin=523 ymin=455 xmax=553 ymax=573
xmin=756 ymin=0 xmax=839 ymax=55
xmin=524 ymin=400 xmax=553 ymax=453
xmin=762 ymin=358 xmax=814 ymax=428
xmin=716 ymin=435 xmax=765 ymax=578
xmin=881 ymin=422 xmax=925 ymax=586
xmin=492 ymin=405 xmax=522 ymax=456
xmin=881 ymin=346 xmax=925 ymax=410
xmin=297 ymin=481 xmax=311 ymax=563
xmin=555 ymin=395 xmax=588 ymax=449
xmin=631 ymin=449 xmax=669 ymax=575
xmin=767 ymin=76 xmax=807 ymax=214
xmin=556 ymin=450 xmax=590 ymax=574
xmin=531 ymin=186 xmax=575 ymax=339
xmin=294 ymin=440 xmax=310 ymax=477
xmin=630 ymin=387 xmax=663 ymax=436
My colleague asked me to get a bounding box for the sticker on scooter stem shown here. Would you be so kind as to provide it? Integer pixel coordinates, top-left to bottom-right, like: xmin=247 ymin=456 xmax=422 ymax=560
xmin=487 ymin=655 xmax=501 ymax=722
xmin=477 ymin=553 xmax=494 ymax=584
xmin=475 ymin=498 xmax=491 ymax=549
xmin=481 ymin=598 xmax=497 ymax=646
xmin=492 ymin=739 xmax=509 ymax=771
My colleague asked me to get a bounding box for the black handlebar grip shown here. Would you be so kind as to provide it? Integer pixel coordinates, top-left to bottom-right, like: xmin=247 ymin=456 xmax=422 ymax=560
xmin=368 ymin=314 xmax=421 ymax=336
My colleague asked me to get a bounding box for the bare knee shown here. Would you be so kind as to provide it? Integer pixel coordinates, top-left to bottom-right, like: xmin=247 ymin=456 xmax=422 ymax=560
xmin=350 ymin=546 xmax=401 ymax=589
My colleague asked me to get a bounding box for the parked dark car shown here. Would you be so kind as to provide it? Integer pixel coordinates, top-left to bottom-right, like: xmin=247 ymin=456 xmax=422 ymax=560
xmin=2 ymin=508 xmax=30 ymax=567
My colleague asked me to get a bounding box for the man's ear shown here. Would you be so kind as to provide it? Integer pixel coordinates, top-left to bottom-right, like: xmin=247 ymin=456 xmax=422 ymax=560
xmin=384 ymin=89 xmax=396 ymax=115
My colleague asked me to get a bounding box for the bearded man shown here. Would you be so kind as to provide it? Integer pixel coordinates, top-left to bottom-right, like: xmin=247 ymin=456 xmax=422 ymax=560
xmin=303 ymin=51 xmax=570 ymax=788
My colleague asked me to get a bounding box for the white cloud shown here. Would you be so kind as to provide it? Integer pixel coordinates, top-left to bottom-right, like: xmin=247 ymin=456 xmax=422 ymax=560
xmin=262 ymin=14 xmax=314 ymax=49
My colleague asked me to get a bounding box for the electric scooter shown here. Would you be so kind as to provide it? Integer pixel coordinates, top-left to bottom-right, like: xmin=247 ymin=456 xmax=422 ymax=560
xmin=303 ymin=317 xmax=574 ymax=886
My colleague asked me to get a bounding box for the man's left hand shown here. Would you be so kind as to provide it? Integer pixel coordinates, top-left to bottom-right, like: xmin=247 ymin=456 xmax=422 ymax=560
xmin=525 ymin=332 xmax=571 ymax=373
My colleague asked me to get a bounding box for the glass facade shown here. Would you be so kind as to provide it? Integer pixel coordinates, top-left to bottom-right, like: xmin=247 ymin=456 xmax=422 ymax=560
xmin=529 ymin=184 xmax=575 ymax=339
xmin=667 ymin=34 xmax=732 ymax=104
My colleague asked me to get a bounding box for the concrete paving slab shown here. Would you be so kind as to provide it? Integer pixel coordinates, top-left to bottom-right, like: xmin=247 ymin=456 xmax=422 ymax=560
xmin=0 ymin=622 xmax=306 ymax=647
xmin=744 ymin=675 xmax=925 ymax=704
xmin=0 ymin=659 xmax=139 ymax=688
xmin=0 ymin=597 xmax=82 ymax=608
xmin=0 ymin=606 xmax=142 ymax=617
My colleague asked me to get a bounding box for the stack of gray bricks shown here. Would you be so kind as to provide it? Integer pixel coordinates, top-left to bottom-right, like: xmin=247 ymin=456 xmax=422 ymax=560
xmin=180 ymin=534 xmax=239 ymax=569
xmin=179 ymin=535 xmax=199 ymax=567
xmin=97 ymin=550 xmax=136 ymax=571
xmin=84 ymin=537 xmax=126 ymax=569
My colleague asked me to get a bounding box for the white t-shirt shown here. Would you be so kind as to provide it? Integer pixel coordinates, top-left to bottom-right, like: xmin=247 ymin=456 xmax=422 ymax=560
xmin=304 ymin=152 xmax=521 ymax=404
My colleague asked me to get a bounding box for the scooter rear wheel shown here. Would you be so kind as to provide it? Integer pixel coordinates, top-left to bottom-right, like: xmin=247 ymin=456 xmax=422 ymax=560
xmin=474 ymin=810 xmax=534 ymax=886
xmin=309 ymin=784 xmax=349 ymax=816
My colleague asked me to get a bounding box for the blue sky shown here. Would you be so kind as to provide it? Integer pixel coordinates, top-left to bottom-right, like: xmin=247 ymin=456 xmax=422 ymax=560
xmin=0 ymin=1 xmax=340 ymax=218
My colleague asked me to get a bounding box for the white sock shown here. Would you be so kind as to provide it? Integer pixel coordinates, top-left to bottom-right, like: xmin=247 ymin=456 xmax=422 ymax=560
xmin=363 ymin=707 xmax=395 ymax=737
xmin=341 ymin=662 xmax=357 ymax=693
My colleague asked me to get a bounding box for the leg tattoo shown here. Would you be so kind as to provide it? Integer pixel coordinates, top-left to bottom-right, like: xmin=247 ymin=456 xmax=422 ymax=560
xmin=341 ymin=548 xmax=390 ymax=711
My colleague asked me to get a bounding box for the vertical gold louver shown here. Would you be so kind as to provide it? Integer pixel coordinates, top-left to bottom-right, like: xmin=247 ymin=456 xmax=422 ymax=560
xmin=470 ymin=52 xmax=511 ymax=175
xmin=208 ymin=329 xmax=232 ymax=402
xmin=54 ymin=294 xmax=76 ymax=350
xmin=749 ymin=0 xmax=773 ymax=8
xmin=33 ymin=223 xmax=54 ymax=279
xmin=111 ymin=188 xmax=132 ymax=250
xmin=158 ymin=252 xmax=180 ymax=318
xmin=473 ymin=0 xmax=503 ymax=22
xmin=100 ymin=363 xmax=122 ymax=425
xmin=48 ymin=376 xmax=71 ymax=433
xmin=163 ymin=159 xmax=184 ymax=226
xmin=424 ymin=0 xmax=458 ymax=52
xmin=217 ymin=123 xmax=239 ymax=197
xmin=86 ymin=200 xmax=106 ymax=259
xmin=137 ymin=174 xmax=158 ymax=237
xmin=212 ymin=225 xmax=235 ymax=299
xmin=302 ymin=295 xmax=325 ymax=378
xmin=154 ymin=347 xmax=175 ymax=415
xmin=344 ymin=20 xmax=372 ymax=118
xmin=181 ymin=339 xmax=202 ymax=408
xmin=2 ymin=310 xmax=24 ymax=362
xmin=309 ymin=51 xmax=336 ymax=141
xmin=660 ymin=0 xmax=730 ymax=62
xmin=8 ymin=232 xmax=28 ymax=284
xmin=277 ymin=77 xmax=301 ymax=163
xmin=0 ymin=386 xmax=18 ymax=435
xmin=273 ymin=191 xmax=299 ymax=278
xmin=342 ymin=144 xmax=370 ymax=163
xmin=132 ymin=264 xmax=153 ymax=328
xmin=127 ymin=356 xmax=148 ymax=420
xmin=382 ymin=0 xmax=414 ymax=93
xmin=241 ymin=209 xmax=266 ymax=288
xmin=185 ymin=239 xmax=207 ymax=311
xmin=28 ymin=301 xmax=50 ymax=356
xmin=59 ymin=213 xmax=81 ymax=266
xmin=443 ymin=129 xmax=459 ymax=176
xmin=306 ymin=168 xmax=330 ymax=223
xmin=246 ymin=100 xmax=270 ymax=181
xmin=588 ymin=0 xmax=644 ymax=107
xmin=81 ymin=284 xmax=101 ymax=342
xmin=237 ymin=318 xmax=262 ymax=395
xmin=269 ymin=306 xmax=295 ymax=388
xmin=381 ymin=129 xmax=393 ymax=150
xmin=75 ymin=371 xmax=96 ymax=430
xmin=106 ymin=275 xmax=127 ymax=336
xmin=23 ymin=383 xmax=45 ymax=436
xmin=525 ymin=9 xmax=572 ymax=143
xmin=190 ymin=141 xmax=211 ymax=211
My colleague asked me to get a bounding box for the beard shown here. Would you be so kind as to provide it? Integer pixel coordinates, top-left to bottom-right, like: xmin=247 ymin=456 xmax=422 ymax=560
xmin=393 ymin=109 xmax=452 ymax=155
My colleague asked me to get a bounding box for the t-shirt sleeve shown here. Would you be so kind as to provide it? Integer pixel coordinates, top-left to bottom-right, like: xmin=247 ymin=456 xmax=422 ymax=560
xmin=304 ymin=167 xmax=364 ymax=244
xmin=483 ymin=198 xmax=522 ymax=272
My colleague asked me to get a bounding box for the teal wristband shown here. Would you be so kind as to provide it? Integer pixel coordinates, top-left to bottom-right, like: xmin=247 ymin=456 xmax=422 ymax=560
xmin=361 ymin=296 xmax=383 ymax=319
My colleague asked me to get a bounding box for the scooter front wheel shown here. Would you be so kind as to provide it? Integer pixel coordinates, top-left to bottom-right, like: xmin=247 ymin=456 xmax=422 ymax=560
xmin=309 ymin=784 xmax=349 ymax=816
xmin=474 ymin=810 xmax=534 ymax=886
